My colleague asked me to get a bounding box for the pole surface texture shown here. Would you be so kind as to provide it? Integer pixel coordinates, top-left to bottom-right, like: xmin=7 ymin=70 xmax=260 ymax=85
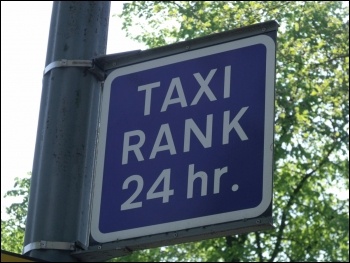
xmin=24 ymin=2 xmax=110 ymax=261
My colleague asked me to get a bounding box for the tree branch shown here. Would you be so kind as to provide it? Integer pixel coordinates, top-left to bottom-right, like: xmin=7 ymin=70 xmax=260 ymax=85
xmin=168 ymin=1 xmax=201 ymax=21
xmin=255 ymin=232 xmax=264 ymax=262
xmin=269 ymin=142 xmax=338 ymax=261
xmin=309 ymin=54 xmax=349 ymax=68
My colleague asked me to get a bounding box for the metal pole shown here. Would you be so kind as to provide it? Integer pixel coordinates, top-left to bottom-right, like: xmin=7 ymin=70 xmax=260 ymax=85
xmin=24 ymin=2 xmax=110 ymax=261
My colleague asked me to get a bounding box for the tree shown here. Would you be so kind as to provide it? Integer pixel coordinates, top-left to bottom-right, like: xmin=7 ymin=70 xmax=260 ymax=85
xmin=114 ymin=1 xmax=349 ymax=261
xmin=1 ymin=173 xmax=31 ymax=254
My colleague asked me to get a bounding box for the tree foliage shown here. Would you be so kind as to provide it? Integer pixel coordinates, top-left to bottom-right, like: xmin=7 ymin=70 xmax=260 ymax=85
xmin=1 ymin=173 xmax=31 ymax=254
xmin=116 ymin=1 xmax=349 ymax=262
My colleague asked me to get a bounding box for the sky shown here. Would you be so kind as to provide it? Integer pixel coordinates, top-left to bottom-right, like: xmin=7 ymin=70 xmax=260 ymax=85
xmin=1 ymin=1 xmax=146 ymax=215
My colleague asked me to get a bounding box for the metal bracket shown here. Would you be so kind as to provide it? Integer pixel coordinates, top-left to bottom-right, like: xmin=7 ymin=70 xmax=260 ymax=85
xmin=23 ymin=240 xmax=76 ymax=255
xmin=44 ymin=59 xmax=105 ymax=81
xmin=44 ymin=59 xmax=92 ymax=74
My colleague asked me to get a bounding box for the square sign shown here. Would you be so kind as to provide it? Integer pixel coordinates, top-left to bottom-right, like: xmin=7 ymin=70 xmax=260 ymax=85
xmin=91 ymin=34 xmax=275 ymax=243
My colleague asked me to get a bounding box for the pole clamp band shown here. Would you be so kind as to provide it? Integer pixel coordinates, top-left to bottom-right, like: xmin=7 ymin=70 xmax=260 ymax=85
xmin=44 ymin=59 xmax=105 ymax=81
xmin=23 ymin=240 xmax=76 ymax=255
xmin=44 ymin=59 xmax=92 ymax=74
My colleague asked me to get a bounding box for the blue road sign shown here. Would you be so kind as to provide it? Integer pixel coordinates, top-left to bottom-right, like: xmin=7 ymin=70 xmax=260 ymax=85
xmin=91 ymin=34 xmax=275 ymax=243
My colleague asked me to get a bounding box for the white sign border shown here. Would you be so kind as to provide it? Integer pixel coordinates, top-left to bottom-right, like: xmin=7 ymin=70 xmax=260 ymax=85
xmin=91 ymin=34 xmax=275 ymax=243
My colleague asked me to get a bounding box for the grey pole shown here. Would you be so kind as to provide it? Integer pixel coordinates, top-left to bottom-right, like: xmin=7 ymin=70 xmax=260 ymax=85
xmin=24 ymin=2 xmax=110 ymax=261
